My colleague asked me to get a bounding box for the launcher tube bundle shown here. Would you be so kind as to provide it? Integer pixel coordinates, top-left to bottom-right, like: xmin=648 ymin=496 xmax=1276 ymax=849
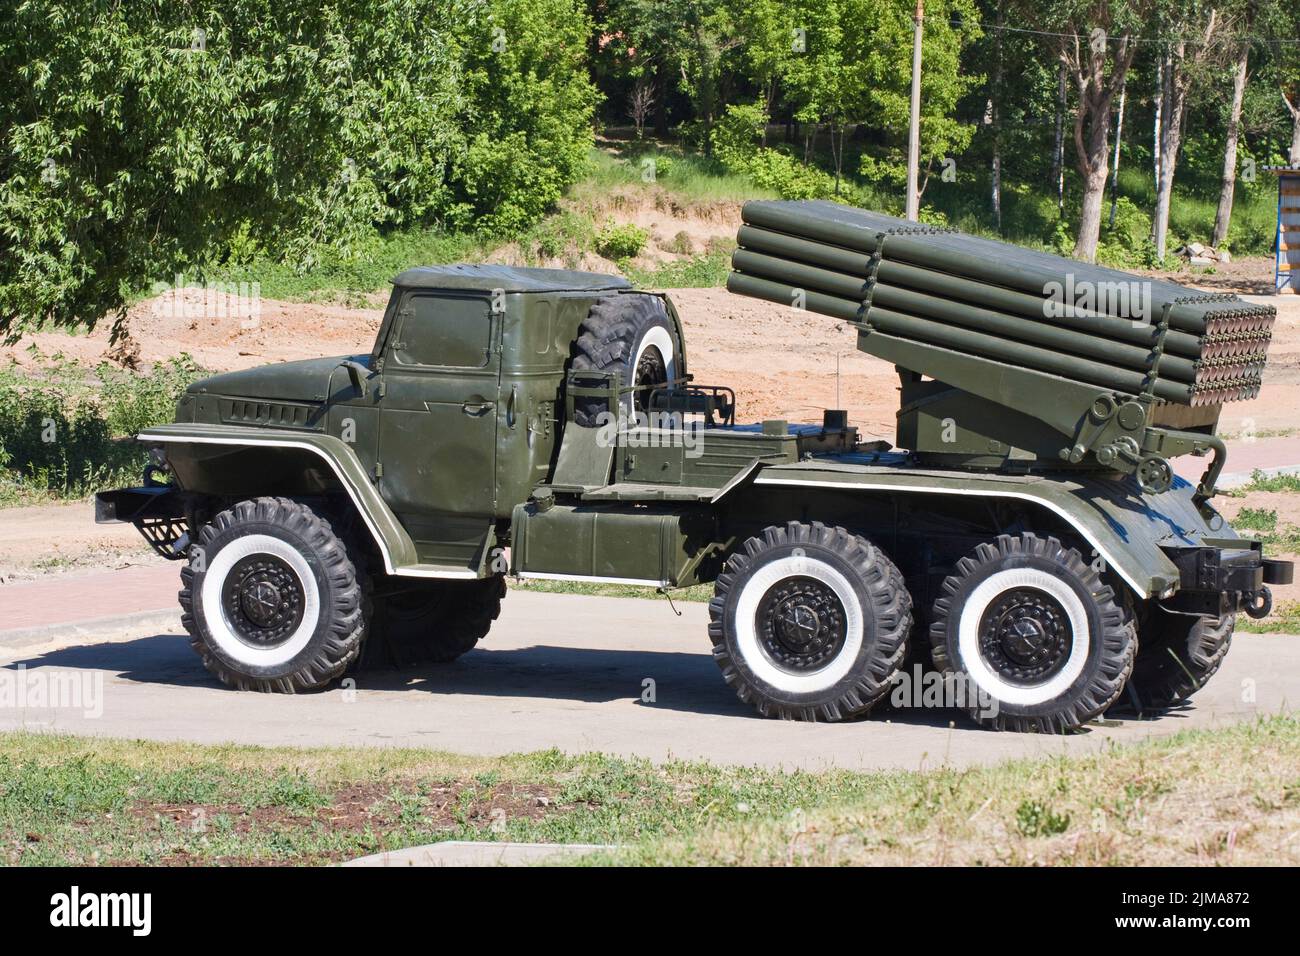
xmin=726 ymin=201 xmax=1278 ymax=498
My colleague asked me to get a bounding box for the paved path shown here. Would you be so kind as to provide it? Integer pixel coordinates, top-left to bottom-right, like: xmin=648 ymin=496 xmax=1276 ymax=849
xmin=1 ymin=590 xmax=1295 ymax=772
xmin=0 ymin=563 xmax=177 ymax=632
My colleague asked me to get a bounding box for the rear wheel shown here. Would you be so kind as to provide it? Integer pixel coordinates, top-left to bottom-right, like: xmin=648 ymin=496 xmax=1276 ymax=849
xmin=929 ymin=533 xmax=1135 ymax=732
xmin=180 ymin=497 xmax=368 ymax=692
xmin=1122 ymin=609 xmax=1234 ymax=713
xmin=368 ymin=576 xmax=506 ymax=666
xmin=709 ymin=522 xmax=912 ymax=721
xmin=571 ymin=293 xmax=680 ymax=427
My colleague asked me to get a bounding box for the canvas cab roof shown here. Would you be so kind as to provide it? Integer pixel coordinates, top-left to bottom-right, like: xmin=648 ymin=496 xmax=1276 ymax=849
xmin=391 ymin=264 xmax=631 ymax=294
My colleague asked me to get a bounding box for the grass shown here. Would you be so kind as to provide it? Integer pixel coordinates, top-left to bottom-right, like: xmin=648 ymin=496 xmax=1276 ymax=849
xmin=2 ymin=715 xmax=1297 ymax=866
xmin=1242 ymin=471 xmax=1300 ymax=495
xmin=1239 ymin=601 xmax=1300 ymax=635
xmin=622 ymin=245 xmax=735 ymax=288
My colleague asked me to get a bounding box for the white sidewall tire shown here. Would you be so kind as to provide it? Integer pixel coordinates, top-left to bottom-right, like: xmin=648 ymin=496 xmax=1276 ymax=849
xmin=199 ymin=533 xmax=322 ymax=668
xmin=632 ymin=325 xmax=678 ymax=388
xmin=732 ymin=554 xmax=864 ymax=694
xmin=956 ymin=567 xmax=1089 ymax=706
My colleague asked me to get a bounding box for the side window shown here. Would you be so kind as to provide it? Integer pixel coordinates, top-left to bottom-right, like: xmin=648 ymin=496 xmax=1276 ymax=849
xmin=393 ymin=294 xmax=492 ymax=368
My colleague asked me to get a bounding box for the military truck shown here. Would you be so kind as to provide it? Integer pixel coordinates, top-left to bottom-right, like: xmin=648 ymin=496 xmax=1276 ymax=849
xmin=97 ymin=202 xmax=1292 ymax=732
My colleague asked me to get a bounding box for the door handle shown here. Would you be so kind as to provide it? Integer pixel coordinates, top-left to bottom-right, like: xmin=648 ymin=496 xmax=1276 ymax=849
xmin=461 ymin=401 xmax=493 ymax=416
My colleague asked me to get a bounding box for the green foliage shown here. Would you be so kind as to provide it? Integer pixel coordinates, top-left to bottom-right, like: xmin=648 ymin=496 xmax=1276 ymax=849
xmin=0 ymin=352 xmax=204 ymax=502
xmin=623 ymin=244 xmax=735 ymax=287
xmin=525 ymin=211 xmax=598 ymax=264
xmin=1097 ymin=197 xmax=1157 ymax=269
xmin=1233 ymin=507 xmax=1278 ymax=533
xmin=0 ymin=0 xmax=597 ymax=334
xmin=1244 ymin=470 xmax=1300 ymax=494
xmin=1014 ymin=798 xmax=1070 ymax=838
xmin=595 ymin=222 xmax=649 ymax=260
xmin=710 ymin=103 xmax=769 ymax=169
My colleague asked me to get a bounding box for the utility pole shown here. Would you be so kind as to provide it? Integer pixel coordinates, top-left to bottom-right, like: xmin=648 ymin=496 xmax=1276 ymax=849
xmin=905 ymin=0 xmax=924 ymax=221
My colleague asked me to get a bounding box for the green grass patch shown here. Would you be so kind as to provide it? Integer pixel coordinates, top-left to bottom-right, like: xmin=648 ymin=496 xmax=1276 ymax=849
xmin=3 ymin=716 xmax=1297 ymax=866
xmin=1239 ymin=600 xmax=1300 ymax=635
xmin=623 ymin=245 xmax=735 ymax=288
xmin=1242 ymin=470 xmax=1300 ymax=494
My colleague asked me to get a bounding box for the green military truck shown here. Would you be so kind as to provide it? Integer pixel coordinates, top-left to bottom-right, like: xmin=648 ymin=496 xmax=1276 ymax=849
xmin=97 ymin=202 xmax=1292 ymax=732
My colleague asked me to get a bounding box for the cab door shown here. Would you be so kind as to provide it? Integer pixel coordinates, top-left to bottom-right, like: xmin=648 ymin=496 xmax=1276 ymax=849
xmin=376 ymin=292 xmax=499 ymax=526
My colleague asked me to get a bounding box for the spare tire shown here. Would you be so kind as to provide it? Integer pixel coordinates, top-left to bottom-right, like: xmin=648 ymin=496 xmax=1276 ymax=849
xmin=571 ymin=293 xmax=681 ymax=427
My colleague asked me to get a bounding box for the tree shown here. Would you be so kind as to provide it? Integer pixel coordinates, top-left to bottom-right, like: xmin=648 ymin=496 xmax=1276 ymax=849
xmin=1014 ymin=1 xmax=1153 ymax=262
xmin=629 ymin=77 xmax=655 ymax=136
xmin=1270 ymin=3 xmax=1300 ymax=164
xmin=852 ymin=0 xmax=982 ymax=202
xmin=1212 ymin=19 xmax=1254 ymax=248
xmin=1149 ymin=2 xmax=1228 ymax=259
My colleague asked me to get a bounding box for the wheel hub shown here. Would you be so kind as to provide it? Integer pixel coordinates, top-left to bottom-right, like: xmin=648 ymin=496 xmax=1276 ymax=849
xmin=221 ymin=554 xmax=305 ymax=648
xmin=977 ymin=587 xmax=1072 ymax=684
xmin=633 ymin=345 xmax=666 ymax=413
xmin=757 ymin=576 xmax=847 ymax=672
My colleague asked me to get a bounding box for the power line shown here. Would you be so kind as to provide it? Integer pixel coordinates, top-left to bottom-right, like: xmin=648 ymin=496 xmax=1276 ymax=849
xmin=944 ymin=18 xmax=1300 ymax=47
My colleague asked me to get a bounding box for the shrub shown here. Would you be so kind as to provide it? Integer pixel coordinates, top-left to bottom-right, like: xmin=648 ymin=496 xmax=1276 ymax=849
xmin=0 ymin=353 xmax=205 ymax=501
xmin=596 ymin=222 xmax=649 ymax=260
xmin=711 ymin=103 xmax=768 ymax=170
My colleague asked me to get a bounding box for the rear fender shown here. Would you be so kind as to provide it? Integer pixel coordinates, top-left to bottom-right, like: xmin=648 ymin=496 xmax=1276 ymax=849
xmin=750 ymin=462 xmax=1241 ymax=599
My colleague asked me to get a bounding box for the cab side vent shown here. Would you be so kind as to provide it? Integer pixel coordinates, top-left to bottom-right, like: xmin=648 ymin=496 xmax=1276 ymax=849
xmin=220 ymin=399 xmax=324 ymax=430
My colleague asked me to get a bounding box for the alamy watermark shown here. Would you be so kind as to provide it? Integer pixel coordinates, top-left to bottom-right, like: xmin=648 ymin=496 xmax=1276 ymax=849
xmin=594 ymin=408 xmax=703 ymax=457
xmin=888 ymin=665 xmax=999 ymax=719
xmin=1043 ymin=274 xmax=1151 ymax=325
xmin=150 ymin=273 xmax=262 ymax=330
xmin=0 ymin=665 xmax=103 ymax=719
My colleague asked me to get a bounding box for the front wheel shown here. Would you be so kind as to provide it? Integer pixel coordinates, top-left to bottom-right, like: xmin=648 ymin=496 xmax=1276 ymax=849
xmin=709 ymin=522 xmax=912 ymax=721
xmin=929 ymin=533 xmax=1135 ymax=733
xmin=180 ymin=497 xmax=368 ymax=692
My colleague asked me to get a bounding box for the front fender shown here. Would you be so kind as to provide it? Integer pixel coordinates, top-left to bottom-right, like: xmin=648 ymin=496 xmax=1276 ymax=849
xmin=134 ymin=423 xmax=475 ymax=579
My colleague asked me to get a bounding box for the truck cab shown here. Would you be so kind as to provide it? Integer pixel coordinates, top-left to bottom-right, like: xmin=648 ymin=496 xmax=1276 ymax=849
xmin=144 ymin=265 xmax=685 ymax=577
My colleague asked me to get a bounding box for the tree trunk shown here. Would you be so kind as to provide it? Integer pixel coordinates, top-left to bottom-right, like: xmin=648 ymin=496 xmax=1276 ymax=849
xmin=1053 ymin=59 xmax=1066 ymax=213
xmin=1288 ymin=91 xmax=1300 ymax=164
xmin=1213 ymin=46 xmax=1250 ymax=248
xmin=1069 ymin=37 xmax=1136 ymax=263
xmin=1159 ymin=62 xmax=1190 ymax=261
xmin=1077 ymin=165 xmax=1110 ymax=262
xmin=1152 ymin=11 xmax=1218 ymax=260
xmin=991 ymin=1 xmax=1003 ymax=230
xmin=654 ymin=66 xmax=669 ymax=137
xmin=1153 ymin=54 xmax=1163 ymax=193
xmin=1108 ymin=81 xmax=1126 ymax=229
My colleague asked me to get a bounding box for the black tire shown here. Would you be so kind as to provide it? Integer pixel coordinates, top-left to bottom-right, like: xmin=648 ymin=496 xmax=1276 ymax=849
xmin=1121 ymin=608 xmax=1234 ymax=713
xmin=180 ymin=497 xmax=368 ymax=692
xmin=929 ymin=533 xmax=1136 ymax=732
xmin=368 ymin=576 xmax=506 ymax=666
xmin=571 ymin=293 xmax=681 ymax=427
xmin=709 ymin=521 xmax=912 ymax=721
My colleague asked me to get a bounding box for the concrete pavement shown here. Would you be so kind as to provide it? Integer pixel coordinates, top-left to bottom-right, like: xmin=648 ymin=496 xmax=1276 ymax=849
xmin=1 ymin=589 xmax=1294 ymax=772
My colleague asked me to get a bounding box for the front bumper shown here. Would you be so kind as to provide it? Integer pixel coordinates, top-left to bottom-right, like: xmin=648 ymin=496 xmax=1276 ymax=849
xmin=1161 ymin=541 xmax=1293 ymax=618
xmin=95 ymin=485 xmax=192 ymax=559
